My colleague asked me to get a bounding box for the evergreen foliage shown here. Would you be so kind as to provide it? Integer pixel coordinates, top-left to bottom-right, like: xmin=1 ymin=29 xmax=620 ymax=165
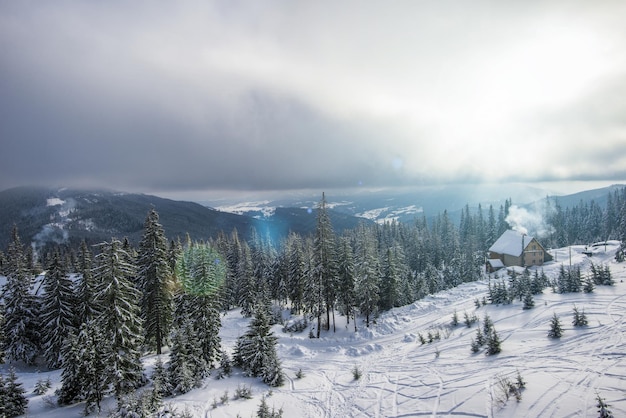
xmin=522 ymin=292 xmax=535 ymax=310
xmin=572 ymin=305 xmax=588 ymax=327
xmin=2 ymin=225 xmax=40 ymax=365
xmin=92 ymin=239 xmax=145 ymax=398
xmin=41 ymin=249 xmax=77 ymax=369
xmin=57 ymin=321 xmax=109 ymax=413
xmin=596 ymin=393 xmax=614 ymax=418
xmin=486 ymin=329 xmax=502 ymax=355
xmin=138 ymin=209 xmax=174 ymax=355
xmin=1 ymin=368 xmax=28 ymax=418
xmin=548 ymin=313 xmax=563 ymax=338
xmin=75 ymin=240 xmax=96 ymax=325
xmin=234 ymin=305 xmax=284 ymax=387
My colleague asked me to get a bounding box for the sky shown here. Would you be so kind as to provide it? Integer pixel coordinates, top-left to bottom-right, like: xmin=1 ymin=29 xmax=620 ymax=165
xmin=1 ymin=1 xmax=626 ymax=201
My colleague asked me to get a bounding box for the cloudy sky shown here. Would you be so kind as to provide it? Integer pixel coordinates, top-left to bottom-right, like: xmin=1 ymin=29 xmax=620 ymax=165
xmin=1 ymin=1 xmax=625 ymax=200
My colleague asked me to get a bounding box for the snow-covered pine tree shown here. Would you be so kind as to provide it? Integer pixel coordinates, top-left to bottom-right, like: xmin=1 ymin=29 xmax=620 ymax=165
xmin=548 ymin=312 xmax=563 ymax=338
xmin=572 ymin=305 xmax=588 ymax=327
xmin=284 ymin=233 xmax=305 ymax=315
xmin=596 ymin=393 xmax=614 ymax=418
xmin=486 ymin=328 xmax=502 ymax=355
xmin=168 ymin=317 xmax=205 ymax=394
xmin=41 ymin=249 xmax=77 ymax=369
xmin=191 ymin=294 xmax=222 ymax=369
xmin=137 ymin=209 xmax=174 ymax=355
xmin=2 ymin=368 xmax=27 ymax=417
xmin=57 ymin=321 xmax=109 ymax=412
xmin=237 ymin=242 xmax=256 ymax=317
xmin=217 ymin=349 xmax=233 ymax=379
xmin=234 ymin=304 xmax=284 ymax=386
xmin=337 ymin=236 xmax=356 ymax=328
xmin=314 ymin=193 xmax=338 ymax=333
xmin=483 ymin=314 xmax=494 ymax=335
xmin=151 ymin=355 xmax=170 ymax=397
xmin=92 ymin=239 xmax=145 ymax=398
xmin=0 ymin=302 xmax=5 ymax=364
xmin=583 ymin=275 xmax=595 ymax=293
xmin=379 ymin=247 xmax=400 ymax=311
xmin=522 ymin=292 xmax=535 ymax=310
xmin=354 ymin=225 xmax=380 ymax=328
xmin=75 ymin=240 xmax=96 ymax=325
xmin=2 ymin=225 xmax=40 ymax=365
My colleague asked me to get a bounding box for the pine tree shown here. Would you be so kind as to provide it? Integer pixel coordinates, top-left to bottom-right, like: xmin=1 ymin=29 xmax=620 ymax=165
xmin=92 ymin=239 xmax=145 ymax=398
xmin=0 ymin=302 xmax=5 ymax=364
xmin=286 ymin=233 xmax=306 ymax=315
xmin=379 ymin=248 xmax=400 ymax=311
xmin=217 ymin=349 xmax=233 ymax=379
xmin=138 ymin=209 xmax=174 ymax=355
xmin=596 ymin=393 xmax=614 ymax=418
xmin=75 ymin=240 xmax=96 ymax=325
xmin=0 ymin=373 xmax=6 ymax=417
xmin=572 ymin=305 xmax=588 ymax=327
xmin=483 ymin=314 xmax=494 ymax=335
xmin=2 ymin=368 xmax=27 ymax=417
xmin=57 ymin=321 xmax=109 ymax=413
xmin=41 ymin=249 xmax=77 ymax=369
xmin=313 ymin=193 xmax=338 ymax=333
xmin=522 ymin=292 xmax=535 ymax=310
xmin=337 ymin=236 xmax=356 ymax=328
xmin=234 ymin=305 xmax=284 ymax=386
xmin=151 ymin=355 xmax=170 ymax=397
xmin=354 ymin=225 xmax=380 ymax=328
xmin=548 ymin=313 xmax=563 ymax=338
xmin=2 ymin=225 xmax=40 ymax=365
xmin=486 ymin=328 xmax=502 ymax=355
xmin=168 ymin=319 xmax=204 ymax=394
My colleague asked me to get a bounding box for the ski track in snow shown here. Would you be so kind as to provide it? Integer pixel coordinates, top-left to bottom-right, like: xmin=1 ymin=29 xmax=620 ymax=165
xmin=11 ymin=242 xmax=626 ymax=417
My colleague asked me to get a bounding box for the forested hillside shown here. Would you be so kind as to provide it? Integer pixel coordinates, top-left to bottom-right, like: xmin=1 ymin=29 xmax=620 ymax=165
xmin=0 ymin=187 xmax=625 ymax=417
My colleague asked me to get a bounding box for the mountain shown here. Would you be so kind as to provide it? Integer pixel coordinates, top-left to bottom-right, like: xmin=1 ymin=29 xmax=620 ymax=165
xmin=207 ymin=184 xmax=626 ymax=226
xmin=0 ymin=186 xmax=371 ymax=253
xmin=203 ymin=183 xmax=556 ymax=224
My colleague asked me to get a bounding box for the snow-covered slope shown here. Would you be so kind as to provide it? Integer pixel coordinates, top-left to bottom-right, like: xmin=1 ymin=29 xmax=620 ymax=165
xmin=11 ymin=242 xmax=626 ymax=417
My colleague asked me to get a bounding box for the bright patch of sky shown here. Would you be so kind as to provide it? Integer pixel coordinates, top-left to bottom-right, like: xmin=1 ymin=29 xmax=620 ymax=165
xmin=1 ymin=1 xmax=625 ymax=199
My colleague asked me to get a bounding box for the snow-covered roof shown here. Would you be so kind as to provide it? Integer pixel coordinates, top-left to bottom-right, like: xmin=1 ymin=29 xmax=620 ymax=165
xmin=489 ymin=229 xmax=535 ymax=257
xmin=487 ymin=258 xmax=504 ymax=269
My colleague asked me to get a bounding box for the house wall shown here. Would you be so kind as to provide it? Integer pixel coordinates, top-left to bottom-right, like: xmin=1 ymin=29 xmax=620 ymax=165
xmin=522 ymin=238 xmax=544 ymax=267
xmin=503 ymin=254 xmax=522 ymax=267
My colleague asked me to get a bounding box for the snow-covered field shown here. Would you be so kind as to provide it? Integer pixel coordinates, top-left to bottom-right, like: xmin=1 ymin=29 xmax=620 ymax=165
xmin=10 ymin=242 xmax=626 ymax=417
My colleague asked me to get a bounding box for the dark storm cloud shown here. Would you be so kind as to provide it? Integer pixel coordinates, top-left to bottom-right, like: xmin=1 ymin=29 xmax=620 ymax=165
xmin=1 ymin=1 xmax=626 ymax=196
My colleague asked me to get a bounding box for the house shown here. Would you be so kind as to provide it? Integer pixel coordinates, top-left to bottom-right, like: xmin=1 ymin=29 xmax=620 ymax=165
xmin=486 ymin=229 xmax=552 ymax=272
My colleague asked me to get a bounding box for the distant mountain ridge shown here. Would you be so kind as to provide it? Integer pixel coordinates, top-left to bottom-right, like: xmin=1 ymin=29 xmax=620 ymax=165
xmin=0 ymin=186 xmax=371 ymax=253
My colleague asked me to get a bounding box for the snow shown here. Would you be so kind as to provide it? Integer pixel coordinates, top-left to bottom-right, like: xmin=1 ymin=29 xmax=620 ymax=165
xmin=46 ymin=198 xmax=65 ymax=207
xmin=489 ymin=229 xmax=536 ymax=257
xmin=6 ymin=242 xmax=626 ymax=417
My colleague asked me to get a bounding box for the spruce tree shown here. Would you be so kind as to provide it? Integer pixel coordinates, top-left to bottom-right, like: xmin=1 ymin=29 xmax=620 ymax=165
xmin=572 ymin=305 xmax=588 ymax=327
xmin=548 ymin=313 xmax=563 ymax=338
xmin=2 ymin=368 xmax=27 ymax=417
xmin=354 ymin=225 xmax=380 ymax=328
xmin=137 ymin=209 xmax=174 ymax=355
xmin=313 ymin=193 xmax=338 ymax=333
xmin=522 ymin=292 xmax=535 ymax=310
xmin=0 ymin=302 xmax=5 ymax=364
xmin=2 ymin=225 xmax=40 ymax=365
xmin=286 ymin=233 xmax=307 ymax=315
xmin=167 ymin=319 xmax=204 ymax=394
xmin=57 ymin=321 xmax=109 ymax=412
xmin=41 ymin=249 xmax=77 ymax=369
xmin=234 ymin=305 xmax=284 ymax=386
xmin=92 ymin=239 xmax=145 ymax=398
xmin=486 ymin=328 xmax=502 ymax=355
xmin=75 ymin=240 xmax=96 ymax=325
xmin=596 ymin=393 xmax=614 ymax=418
